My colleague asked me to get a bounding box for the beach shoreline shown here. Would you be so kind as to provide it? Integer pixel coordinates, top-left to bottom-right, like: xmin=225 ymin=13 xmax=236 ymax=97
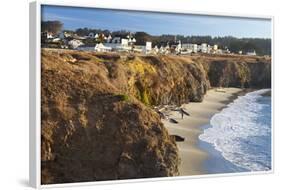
xmin=162 ymin=87 xmax=249 ymax=176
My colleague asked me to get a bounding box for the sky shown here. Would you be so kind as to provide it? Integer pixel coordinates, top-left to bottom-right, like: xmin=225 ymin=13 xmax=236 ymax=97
xmin=41 ymin=5 xmax=271 ymax=38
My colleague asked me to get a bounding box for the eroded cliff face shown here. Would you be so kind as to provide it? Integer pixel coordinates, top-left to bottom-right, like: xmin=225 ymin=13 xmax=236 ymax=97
xmin=41 ymin=50 xmax=180 ymax=184
xmin=197 ymin=55 xmax=271 ymax=89
xmin=41 ymin=49 xmax=271 ymax=184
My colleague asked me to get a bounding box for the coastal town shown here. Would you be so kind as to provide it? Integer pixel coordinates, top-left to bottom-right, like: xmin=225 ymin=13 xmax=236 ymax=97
xmin=42 ymin=31 xmax=258 ymax=56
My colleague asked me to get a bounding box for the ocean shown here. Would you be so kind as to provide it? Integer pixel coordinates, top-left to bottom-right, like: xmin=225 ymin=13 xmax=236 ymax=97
xmin=199 ymin=89 xmax=272 ymax=174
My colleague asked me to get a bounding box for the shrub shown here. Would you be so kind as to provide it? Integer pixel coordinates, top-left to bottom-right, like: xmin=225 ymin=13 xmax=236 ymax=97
xmin=115 ymin=94 xmax=130 ymax=102
xmin=140 ymin=89 xmax=150 ymax=106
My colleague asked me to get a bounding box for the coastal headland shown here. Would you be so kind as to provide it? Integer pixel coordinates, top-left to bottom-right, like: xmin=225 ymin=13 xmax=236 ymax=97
xmin=41 ymin=48 xmax=271 ymax=184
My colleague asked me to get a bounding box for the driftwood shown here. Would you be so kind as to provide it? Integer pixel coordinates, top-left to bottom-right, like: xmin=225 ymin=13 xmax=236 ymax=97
xmin=170 ymin=135 xmax=185 ymax=142
xmin=169 ymin=118 xmax=178 ymax=124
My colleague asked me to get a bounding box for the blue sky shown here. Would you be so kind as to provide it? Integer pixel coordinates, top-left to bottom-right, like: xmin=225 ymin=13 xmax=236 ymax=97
xmin=41 ymin=5 xmax=271 ymax=38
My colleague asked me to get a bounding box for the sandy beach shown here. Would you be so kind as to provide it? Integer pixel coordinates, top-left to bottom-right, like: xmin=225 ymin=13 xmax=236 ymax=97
xmin=162 ymin=87 xmax=245 ymax=176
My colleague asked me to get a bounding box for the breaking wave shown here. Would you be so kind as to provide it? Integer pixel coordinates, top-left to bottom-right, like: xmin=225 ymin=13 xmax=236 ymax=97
xmin=199 ymin=89 xmax=272 ymax=171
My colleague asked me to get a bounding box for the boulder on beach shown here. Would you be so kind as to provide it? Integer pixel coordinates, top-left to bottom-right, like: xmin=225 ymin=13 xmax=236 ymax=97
xmin=169 ymin=118 xmax=179 ymax=124
xmin=171 ymin=135 xmax=185 ymax=142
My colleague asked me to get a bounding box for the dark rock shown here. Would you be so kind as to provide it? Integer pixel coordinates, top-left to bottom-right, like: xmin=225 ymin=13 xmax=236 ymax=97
xmin=170 ymin=135 xmax=185 ymax=142
xmin=169 ymin=118 xmax=178 ymax=124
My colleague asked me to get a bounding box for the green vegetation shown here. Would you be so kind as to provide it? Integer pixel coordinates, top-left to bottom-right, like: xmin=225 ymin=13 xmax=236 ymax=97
xmin=115 ymin=94 xmax=130 ymax=102
xmin=237 ymin=63 xmax=250 ymax=86
xmin=140 ymin=89 xmax=150 ymax=106
xmin=41 ymin=21 xmax=63 ymax=35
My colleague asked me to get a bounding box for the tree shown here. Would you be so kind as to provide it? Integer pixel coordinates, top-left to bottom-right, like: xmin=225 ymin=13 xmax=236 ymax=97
xmin=134 ymin=32 xmax=152 ymax=45
xmin=229 ymin=40 xmax=243 ymax=53
xmin=75 ymin=27 xmax=90 ymax=36
xmin=41 ymin=21 xmax=63 ymax=35
xmin=242 ymin=42 xmax=258 ymax=53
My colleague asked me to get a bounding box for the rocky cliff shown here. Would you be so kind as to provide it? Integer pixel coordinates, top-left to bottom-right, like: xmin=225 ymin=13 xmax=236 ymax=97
xmin=197 ymin=55 xmax=271 ymax=89
xmin=41 ymin=50 xmax=180 ymax=184
xmin=41 ymin=49 xmax=271 ymax=184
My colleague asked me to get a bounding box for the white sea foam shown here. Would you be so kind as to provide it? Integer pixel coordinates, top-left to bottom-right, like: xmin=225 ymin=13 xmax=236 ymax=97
xmin=199 ymin=89 xmax=271 ymax=171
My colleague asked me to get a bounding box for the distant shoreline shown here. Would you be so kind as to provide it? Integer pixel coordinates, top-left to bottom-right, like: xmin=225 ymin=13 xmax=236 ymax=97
xmin=163 ymin=88 xmax=248 ymax=176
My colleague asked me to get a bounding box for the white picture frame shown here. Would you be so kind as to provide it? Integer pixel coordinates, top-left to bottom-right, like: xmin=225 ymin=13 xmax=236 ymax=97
xmin=29 ymin=1 xmax=274 ymax=188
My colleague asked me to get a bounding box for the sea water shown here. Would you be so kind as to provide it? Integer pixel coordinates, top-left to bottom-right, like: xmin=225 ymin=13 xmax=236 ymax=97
xmin=199 ymin=89 xmax=272 ymax=173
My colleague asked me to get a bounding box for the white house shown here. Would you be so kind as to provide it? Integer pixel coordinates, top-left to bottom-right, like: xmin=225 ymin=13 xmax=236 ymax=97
xmin=132 ymin=42 xmax=152 ymax=54
xmin=58 ymin=32 xmax=71 ymax=40
xmin=180 ymin=44 xmax=193 ymax=54
xmin=207 ymin=45 xmax=212 ymax=53
xmin=68 ymin=39 xmax=84 ymax=49
xmin=175 ymin=41 xmax=182 ymax=54
xmin=246 ymin=50 xmax=256 ymax=56
xmin=94 ymin=43 xmax=112 ymax=52
xmin=158 ymin=45 xmax=170 ymax=54
xmin=159 ymin=46 xmax=165 ymax=54
xmin=42 ymin=32 xmax=54 ymax=40
xmin=181 ymin=43 xmax=198 ymax=53
xmin=158 ymin=44 xmax=170 ymax=54
xmin=192 ymin=44 xmax=198 ymax=53
xmin=121 ymin=39 xmax=129 ymax=46
xmin=103 ymin=42 xmax=131 ymax=52
xmin=213 ymin=44 xmax=218 ymax=50
xmin=145 ymin=42 xmax=152 ymax=54
xmin=112 ymin=37 xmax=121 ymax=44
xmin=128 ymin=38 xmax=136 ymax=45
xmin=152 ymin=46 xmax=159 ymax=54
xmin=101 ymin=38 xmax=136 ymax=52
xmin=210 ymin=44 xmax=219 ymax=54
xmin=200 ymin=43 xmax=208 ymax=53
xmin=46 ymin=32 xmax=53 ymax=39
xmin=106 ymin=35 xmax=112 ymax=43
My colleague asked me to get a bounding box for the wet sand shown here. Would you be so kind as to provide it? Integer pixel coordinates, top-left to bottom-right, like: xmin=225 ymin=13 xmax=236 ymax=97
xmin=162 ymin=88 xmax=244 ymax=176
